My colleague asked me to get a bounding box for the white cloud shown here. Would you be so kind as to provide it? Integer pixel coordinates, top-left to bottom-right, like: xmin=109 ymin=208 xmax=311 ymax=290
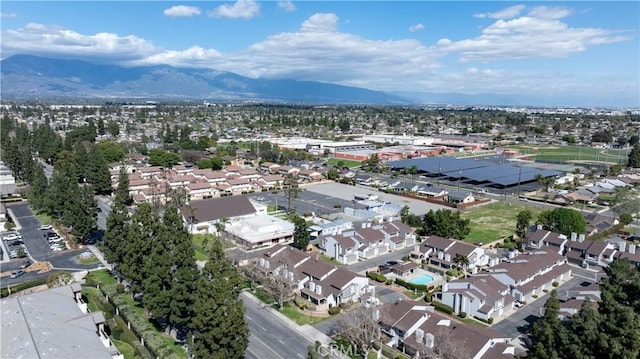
xmin=1 ymin=23 xmax=158 ymax=60
xmin=527 ymin=6 xmax=572 ymax=20
xmin=409 ymin=23 xmax=425 ymax=32
xmin=163 ymin=5 xmax=201 ymax=17
xmin=1 ymin=12 xmax=17 ymax=19
xmin=208 ymin=0 xmax=260 ymax=19
xmin=438 ymin=15 xmax=632 ymax=62
xmin=276 ymin=1 xmax=296 ymax=12
xmin=473 ymin=5 xmax=526 ymax=19
xmin=301 ymin=13 xmax=338 ymax=33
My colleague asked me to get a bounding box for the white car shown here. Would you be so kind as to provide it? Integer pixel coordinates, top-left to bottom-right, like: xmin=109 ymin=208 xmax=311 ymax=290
xmin=48 ymin=237 xmax=63 ymax=244
xmin=39 ymin=224 xmax=53 ymax=230
xmin=3 ymin=233 xmax=21 ymax=241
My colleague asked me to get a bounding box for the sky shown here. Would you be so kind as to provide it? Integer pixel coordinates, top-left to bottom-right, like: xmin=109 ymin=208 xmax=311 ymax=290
xmin=1 ymin=1 xmax=639 ymax=107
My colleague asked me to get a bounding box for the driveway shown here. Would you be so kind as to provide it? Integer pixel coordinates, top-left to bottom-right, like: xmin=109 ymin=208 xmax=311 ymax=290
xmin=491 ymin=275 xmax=586 ymax=336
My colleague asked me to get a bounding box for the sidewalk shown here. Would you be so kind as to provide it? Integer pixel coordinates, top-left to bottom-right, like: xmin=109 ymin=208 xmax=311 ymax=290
xmin=86 ymin=244 xmax=112 ymax=270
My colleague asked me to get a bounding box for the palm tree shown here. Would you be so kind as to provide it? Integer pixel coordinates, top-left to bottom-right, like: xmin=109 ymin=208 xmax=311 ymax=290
xmin=453 ymin=254 xmax=470 ymax=278
xmin=214 ymin=216 xmax=230 ymax=236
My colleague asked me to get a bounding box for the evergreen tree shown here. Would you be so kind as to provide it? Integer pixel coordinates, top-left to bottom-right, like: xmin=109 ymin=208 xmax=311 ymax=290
xmin=628 ymin=144 xmax=640 ymax=168
xmin=114 ymin=167 xmax=133 ymax=206
xmin=120 ymin=203 xmax=159 ymax=293
xmin=167 ymin=206 xmax=199 ymax=332
xmin=421 ymin=209 xmax=470 ymax=240
xmin=192 ymin=239 xmax=248 ymax=358
xmin=43 ymin=151 xmax=77 ymax=218
xmin=67 ymin=185 xmax=97 ymax=241
xmin=515 ymin=209 xmax=532 ymax=239
xmin=28 ymin=162 xmax=49 ymax=210
xmin=86 ymin=144 xmax=112 ymax=194
xmin=292 ymin=215 xmax=310 ymax=251
xmin=142 ymin=223 xmax=173 ymax=327
xmin=565 ymin=299 xmax=600 ymax=359
xmin=73 ymin=142 xmax=88 ymax=183
xmin=102 ymin=198 xmax=130 ymax=266
xmin=529 ymin=290 xmax=566 ymax=359
xmin=597 ymin=258 xmax=640 ymax=358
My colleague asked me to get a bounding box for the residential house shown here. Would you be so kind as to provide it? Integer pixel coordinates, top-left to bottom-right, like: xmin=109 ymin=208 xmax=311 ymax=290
xmin=309 ymin=219 xmax=353 ymax=240
xmin=256 ymin=174 xmax=283 ymax=190
xmin=298 ymin=169 xmax=324 ymax=182
xmin=526 ymin=229 xmax=568 ymax=254
xmin=416 ymin=185 xmax=447 ymax=198
xmin=259 ymin=162 xmax=281 ymax=174
xmin=447 ymin=190 xmax=475 ymax=204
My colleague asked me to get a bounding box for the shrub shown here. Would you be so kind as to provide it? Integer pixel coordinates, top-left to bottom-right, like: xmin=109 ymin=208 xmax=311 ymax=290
xmin=488 ymin=317 xmax=494 ymax=324
xmin=532 ymin=294 xmax=539 ymax=299
xmin=424 ymin=293 xmax=433 ymax=303
xmin=543 ymin=289 xmax=549 ymax=293
xmin=552 ymin=281 xmax=559 ymax=287
xmin=111 ymin=326 xmax=124 ymax=340
xmin=394 ymin=277 xmax=428 ymax=292
xmin=115 ymin=284 xmax=125 ymax=294
xmin=459 ymin=311 xmax=467 ymax=318
xmin=328 ymin=306 xmax=341 ymax=315
xmin=386 ymin=279 xmax=394 ymax=285
xmin=431 ymin=301 xmax=453 ymax=315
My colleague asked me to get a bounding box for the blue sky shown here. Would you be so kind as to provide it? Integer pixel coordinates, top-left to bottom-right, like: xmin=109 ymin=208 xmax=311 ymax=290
xmin=1 ymin=1 xmax=638 ymax=106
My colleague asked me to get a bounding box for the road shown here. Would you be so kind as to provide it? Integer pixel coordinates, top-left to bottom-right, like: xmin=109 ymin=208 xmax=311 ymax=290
xmin=241 ymin=292 xmax=311 ymax=359
xmin=346 ymin=246 xmax=415 ymax=274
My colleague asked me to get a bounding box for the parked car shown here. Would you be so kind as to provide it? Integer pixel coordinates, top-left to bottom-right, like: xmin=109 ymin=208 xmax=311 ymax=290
xmin=39 ymin=224 xmax=53 ymax=230
xmin=386 ymin=260 xmax=399 ymax=266
xmin=9 ymin=240 xmax=24 ymax=246
xmin=19 ymin=260 xmax=31 ymax=269
xmin=3 ymin=233 xmax=21 ymax=241
xmin=10 ymin=270 xmax=26 ymax=279
xmin=48 ymin=237 xmax=63 ymax=244
xmin=515 ymin=300 xmax=524 ymax=308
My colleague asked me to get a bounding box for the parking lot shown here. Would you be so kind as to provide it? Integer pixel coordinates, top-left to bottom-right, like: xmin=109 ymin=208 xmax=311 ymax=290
xmin=1 ymin=202 xmax=103 ymax=286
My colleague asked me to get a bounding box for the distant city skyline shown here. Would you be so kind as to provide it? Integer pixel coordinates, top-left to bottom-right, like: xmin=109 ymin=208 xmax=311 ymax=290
xmin=1 ymin=1 xmax=638 ymax=107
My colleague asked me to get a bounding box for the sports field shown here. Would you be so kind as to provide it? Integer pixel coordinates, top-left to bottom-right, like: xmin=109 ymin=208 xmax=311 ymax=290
xmin=505 ymin=145 xmax=628 ymax=165
xmin=324 ymin=157 xmax=362 ymax=168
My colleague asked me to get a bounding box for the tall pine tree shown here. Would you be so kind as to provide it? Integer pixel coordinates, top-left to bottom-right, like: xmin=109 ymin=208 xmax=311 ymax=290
xmin=529 ymin=290 xmax=566 ymax=359
xmin=120 ymin=203 xmax=158 ymax=293
xmin=86 ymin=144 xmax=112 ymax=194
xmin=192 ymin=239 xmax=248 ymax=358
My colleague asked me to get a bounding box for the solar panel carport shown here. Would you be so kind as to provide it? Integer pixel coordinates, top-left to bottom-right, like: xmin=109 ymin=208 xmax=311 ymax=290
xmin=389 ymin=157 xmax=561 ymax=188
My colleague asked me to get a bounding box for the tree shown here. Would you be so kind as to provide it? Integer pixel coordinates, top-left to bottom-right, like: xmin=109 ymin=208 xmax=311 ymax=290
xmin=610 ymin=187 xmax=640 ymax=220
xmin=421 ymin=209 xmax=470 ymax=240
xmin=192 ymin=238 xmax=248 ymax=358
xmin=536 ymin=208 xmax=586 ymax=236
xmin=453 ymin=254 xmax=470 ymax=277
xmin=515 ymin=209 xmax=532 ymax=239
xmin=97 ymin=141 xmax=126 ymax=163
xmin=292 ymin=215 xmax=309 ymax=251
xmin=113 ymin=167 xmax=133 ymax=207
xmin=86 ymin=144 xmax=112 ymax=194
xmin=326 ymin=168 xmax=339 ymax=181
xmin=283 ymin=173 xmax=300 ymax=213
xmin=102 ymin=194 xmax=130 ymax=269
xmin=564 ymin=299 xmax=600 ymax=359
xmin=120 ymin=203 xmax=159 ymax=293
xmin=28 ymin=162 xmax=48 ymax=210
xmin=148 ymin=148 xmax=181 ymax=168
xmin=529 ymin=290 xmax=567 ymax=359
xmin=400 ymin=205 xmax=410 ymax=224
xmin=628 ymin=144 xmax=640 ymax=168
xmin=336 ymin=306 xmax=380 ymax=355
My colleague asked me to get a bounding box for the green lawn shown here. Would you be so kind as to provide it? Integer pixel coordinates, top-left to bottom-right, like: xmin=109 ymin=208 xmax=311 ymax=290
xmin=79 ymin=256 xmax=100 ymax=265
xmin=191 ymin=234 xmax=236 ymax=261
xmin=319 ymin=254 xmax=343 ymax=266
xmin=505 ymin=145 xmax=628 ymax=165
xmin=457 ymin=316 xmax=489 ymax=328
xmin=112 ymin=339 xmax=137 ymax=359
xmin=278 ymin=302 xmax=331 ymax=325
xmin=85 ymin=269 xmax=117 ymax=286
xmin=461 ymin=202 xmax=545 ymax=244
xmin=35 ymin=212 xmax=55 ymax=225
xmin=324 ymin=157 xmax=362 ymax=168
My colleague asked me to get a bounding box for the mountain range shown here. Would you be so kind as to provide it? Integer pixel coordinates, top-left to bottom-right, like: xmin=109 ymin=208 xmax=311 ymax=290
xmin=0 ymin=55 xmax=408 ymax=104
xmin=1 ymin=55 xmax=634 ymax=107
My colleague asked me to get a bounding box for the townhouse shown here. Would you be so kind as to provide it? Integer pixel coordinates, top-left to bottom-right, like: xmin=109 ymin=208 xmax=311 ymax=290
xmin=318 ymin=221 xmax=415 ymax=264
xmin=254 ymin=245 xmax=371 ymax=310
xmin=380 ymin=300 xmax=516 ymax=359
xmin=440 ymin=247 xmax=571 ymax=319
xmin=414 ymin=236 xmax=486 ymax=270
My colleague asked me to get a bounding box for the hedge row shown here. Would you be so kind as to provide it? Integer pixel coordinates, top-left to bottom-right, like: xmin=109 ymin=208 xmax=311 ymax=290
xmin=394 ymin=277 xmax=428 ymax=292
xmin=1 ymin=277 xmax=48 ymax=298
xmin=366 ymin=271 xmax=387 ymax=283
xmin=101 ymin=284 xmax=184 ymax=359
xmin=473 ymin=316 xmax=494 ymax=324
xmin=431 ymin=300 xmax=454 ymax=315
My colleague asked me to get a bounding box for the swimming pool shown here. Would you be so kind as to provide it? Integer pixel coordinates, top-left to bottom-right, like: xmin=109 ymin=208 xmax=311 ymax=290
xmin=409 ymin=274 xmax=434 ymax=286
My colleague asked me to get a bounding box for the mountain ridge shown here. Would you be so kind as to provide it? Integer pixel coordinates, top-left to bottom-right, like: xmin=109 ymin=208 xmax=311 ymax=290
xmin=0 ymin=55 xmax=409 ymax=104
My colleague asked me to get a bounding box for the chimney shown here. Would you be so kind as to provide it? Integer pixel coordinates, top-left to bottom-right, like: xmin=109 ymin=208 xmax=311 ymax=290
xmin=260 ymin=258 xmax=265 ymax=267
xmin=619 ymin=241 xmax=627 ymax=252
xmin=309 ymin=282 xmax=316 ymax=292
xmin=536 ymin=224 xmax=543 ymax=231
xmin=629 ymin=244 xmax=636 ymax=254
xmin=438 ymin=252 xmax=444 ymax=260
xmin=578 ymin=234 xmax=585 ymax=243
xmin=415 ymin=329 xmax=424 ymax=343
xmin=315 ymin=285 xmax=322 ymax=295
xmin=425 ymin=333 xmax=435 ymax=348
xmin=571 ymin=232 xmax=577 ymax=241
xmin=288 ymin=271 xmax=294 ymax=281
xmin=444 ymin=253 xmax=451 ymax=262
